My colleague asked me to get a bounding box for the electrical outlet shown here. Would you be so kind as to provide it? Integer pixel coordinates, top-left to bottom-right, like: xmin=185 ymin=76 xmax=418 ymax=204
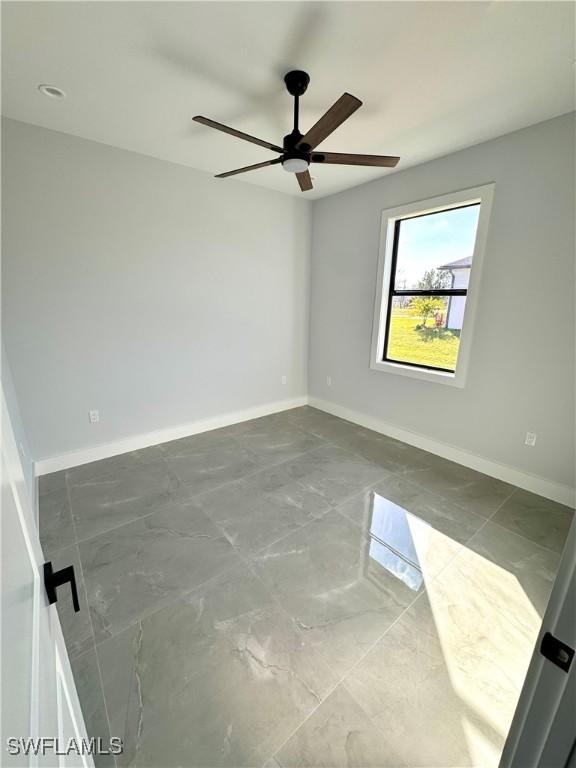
xmin=525 ymin=431 xmax=537 ymax=447
xmin=281 ymin=375 xmax=287 ymax=385
xmin=326 ymin=376 xmax=332 ymax=387
xmin=89 ymin=409 xmax=100 ymax=424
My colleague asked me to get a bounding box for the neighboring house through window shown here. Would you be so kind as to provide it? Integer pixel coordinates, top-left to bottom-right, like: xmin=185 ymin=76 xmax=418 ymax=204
xmin=438 ymin=255 xmax=472 ymax=331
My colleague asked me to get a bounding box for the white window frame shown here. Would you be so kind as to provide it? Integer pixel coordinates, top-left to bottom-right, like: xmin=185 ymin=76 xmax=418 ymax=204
xmin=370 ymin=183 xmax=495 ymax=388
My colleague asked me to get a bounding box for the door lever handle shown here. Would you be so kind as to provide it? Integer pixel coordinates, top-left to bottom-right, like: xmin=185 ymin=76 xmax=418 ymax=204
xmin=43 ymin=561 xmax=80 ymax=613
xmin=540 ymin=631 xmax=574 ymax=672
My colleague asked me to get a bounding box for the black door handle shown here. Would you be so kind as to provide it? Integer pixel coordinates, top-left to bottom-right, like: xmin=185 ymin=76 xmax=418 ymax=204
xmin=540 ymin=631 xmax=574 ymax=673
xmin=43 ymin=561 xmax=80 ymax=613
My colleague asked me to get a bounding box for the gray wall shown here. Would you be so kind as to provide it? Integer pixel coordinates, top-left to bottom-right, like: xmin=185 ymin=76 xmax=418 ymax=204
xmin=3 ymin=115 xmax=574 ymax=491
xmin=2 ymin=119 xmax=311 ymax=460
xmin=309 ymin=113 xmax=575 ymax=488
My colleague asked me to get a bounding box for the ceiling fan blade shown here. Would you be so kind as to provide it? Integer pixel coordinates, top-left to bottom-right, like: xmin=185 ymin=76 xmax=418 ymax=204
xmin=215 ymin=158 xmax=282 ymax=178
xmin=193 ymin=116 xmax=283 ymax=153
xmin=297 ymin=93 xmax=362 ymax=151
xmin=312 ymin=152 xmax=400 ymax=167
xmin=296 ymin=170 xmax=313 ymax=191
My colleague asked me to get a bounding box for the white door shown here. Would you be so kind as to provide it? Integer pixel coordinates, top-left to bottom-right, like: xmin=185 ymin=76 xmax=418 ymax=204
xmin=500 ymin=515 xmax=575 ymax=768
xmin=1 ymin=388 xmax=92 ymax=768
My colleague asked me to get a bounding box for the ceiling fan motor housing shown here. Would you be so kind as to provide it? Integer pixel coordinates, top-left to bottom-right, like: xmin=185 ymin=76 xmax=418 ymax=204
xmin=283 ymin=70 xmax=310 ymax=97
xmin=282 ymin=130 xmax=310 ymax=172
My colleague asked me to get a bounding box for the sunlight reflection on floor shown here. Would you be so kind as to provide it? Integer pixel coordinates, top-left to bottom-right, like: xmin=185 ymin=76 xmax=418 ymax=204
xmin=366 ymin=490 xmax=548 ymax=768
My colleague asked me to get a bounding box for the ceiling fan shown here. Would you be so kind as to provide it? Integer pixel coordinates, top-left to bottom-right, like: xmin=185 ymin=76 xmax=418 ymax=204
xmin=193 ymin=70 xmax=400 ymax=192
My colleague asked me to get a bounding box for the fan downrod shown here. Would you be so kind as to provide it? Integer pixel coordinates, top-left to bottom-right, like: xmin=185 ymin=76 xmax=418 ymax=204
xmin=284 ymin=70 xmax=310 ymax=97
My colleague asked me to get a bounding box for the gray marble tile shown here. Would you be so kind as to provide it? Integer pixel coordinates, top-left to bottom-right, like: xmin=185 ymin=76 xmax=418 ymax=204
xmin=161 ymin=413 xmax=315 ymax=450
xmin=39 ymin=488 xmax=76 ymax=555
xmin=339 ymin=475 xmax=486 ymax=546
xmin=285 ymin=408 xmax=435 ymax=478
xmin=284 ymin=409 xmax=365 ymax=447
xmin=492 ymin=489 xmax=574 ymax=554
xmin=56 ymin=407 xmax=569 ymax=768
xmin=246 ymin=409 xmax=310 ymax=432
xmin=281 ymin=444 xmax=388 ymax=508
xmin=278 ymin=406 xmax=339 ymax=427
xmin=51 ymin=544 xmax=94 ymax=659
xmin=97 ymin=565 xmax=337 ymax=767
xmin=236 ymin=423 xmax=327 ymax=465
xmin=160 ymin=427 xmax=241 ymax=457
xmin=418 ymin=524 xmax=558 ymax=677
xmin=335 ymin=429 xmax=440 ymax=474
xmin=402 ymin=460 xmax=515 ymax=518
xmin=275 ymin=685 xmax=405 ymax=768
xmin=79 ymin=501 xmax=242 ymax=643
xmin=275 ymin=408 xmax=469 ymax=479
xmin=464 ymin=521 xmax=560 ymax=619
xmin=251 ymin=512 xmax=418 ymax=676
xmin=199 ymin=465 xmax=333 ymax=556
xmin=39 ymin=470 xmax=67 ymax=497
xmin=163 ymin=415 xmax=328 ymax=471
xmin=165 ymin=440 xmax=262 ymax=495
xmin=66 ymin=446 xmax=166 ymax=486
xmin=343 ymin=604 xmax=491 ymax=767
xmin=69 ymin=460 xmax=186 ymax=542
xmin=70 ymin=649 xmax=115 ymax=768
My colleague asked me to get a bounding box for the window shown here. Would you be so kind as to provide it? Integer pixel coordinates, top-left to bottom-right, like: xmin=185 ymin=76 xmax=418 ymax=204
xmin=370 ymin=185 xmax=494 ymax=387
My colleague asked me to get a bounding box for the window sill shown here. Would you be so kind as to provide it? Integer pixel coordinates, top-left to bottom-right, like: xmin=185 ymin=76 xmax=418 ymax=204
xmin=370 ymin=359 xmax=466 ymax=387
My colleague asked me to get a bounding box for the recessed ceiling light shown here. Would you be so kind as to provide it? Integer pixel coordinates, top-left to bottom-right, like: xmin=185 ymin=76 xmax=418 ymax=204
xmin=38 ymin=84 xmax=66 ymax=99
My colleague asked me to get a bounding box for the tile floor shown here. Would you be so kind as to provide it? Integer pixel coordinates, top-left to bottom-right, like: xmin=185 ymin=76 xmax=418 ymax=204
xmin=39 ymin=407 xmax=574 ymax=768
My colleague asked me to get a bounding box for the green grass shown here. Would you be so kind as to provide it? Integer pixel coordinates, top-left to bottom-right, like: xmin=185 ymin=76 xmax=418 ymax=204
xmin=387 ymin=310 xmax=461 ymax=371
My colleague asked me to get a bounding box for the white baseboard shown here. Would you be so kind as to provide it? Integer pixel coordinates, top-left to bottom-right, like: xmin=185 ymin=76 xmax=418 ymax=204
xmin=35 ymin=393 xmax=575 ymax=508
xmin=35 ymin=396 xmax=308 ymax=476
xmin=309 ymin=397 xmax=575 ymax=507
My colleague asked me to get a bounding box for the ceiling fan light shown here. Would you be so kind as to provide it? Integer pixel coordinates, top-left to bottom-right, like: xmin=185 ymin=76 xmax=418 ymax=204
xmin=282 ymin=157 xmax=309 ymax=173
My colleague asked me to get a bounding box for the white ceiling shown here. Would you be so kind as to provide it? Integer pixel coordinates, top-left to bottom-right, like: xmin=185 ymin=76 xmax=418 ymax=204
xmin=2 ymin=1 xmax=574 ymax=199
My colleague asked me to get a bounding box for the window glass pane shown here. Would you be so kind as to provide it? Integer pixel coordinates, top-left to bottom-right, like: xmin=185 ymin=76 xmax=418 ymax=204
xmin=393 ymin=204 xmax=480 ymax=291
xmin=385 ymin=296 xmax=463 ymax=371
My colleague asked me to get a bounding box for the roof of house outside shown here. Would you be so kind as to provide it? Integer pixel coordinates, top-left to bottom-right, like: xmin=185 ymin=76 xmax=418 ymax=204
xmin=437 ymin=255 xmax=472 ymax=270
